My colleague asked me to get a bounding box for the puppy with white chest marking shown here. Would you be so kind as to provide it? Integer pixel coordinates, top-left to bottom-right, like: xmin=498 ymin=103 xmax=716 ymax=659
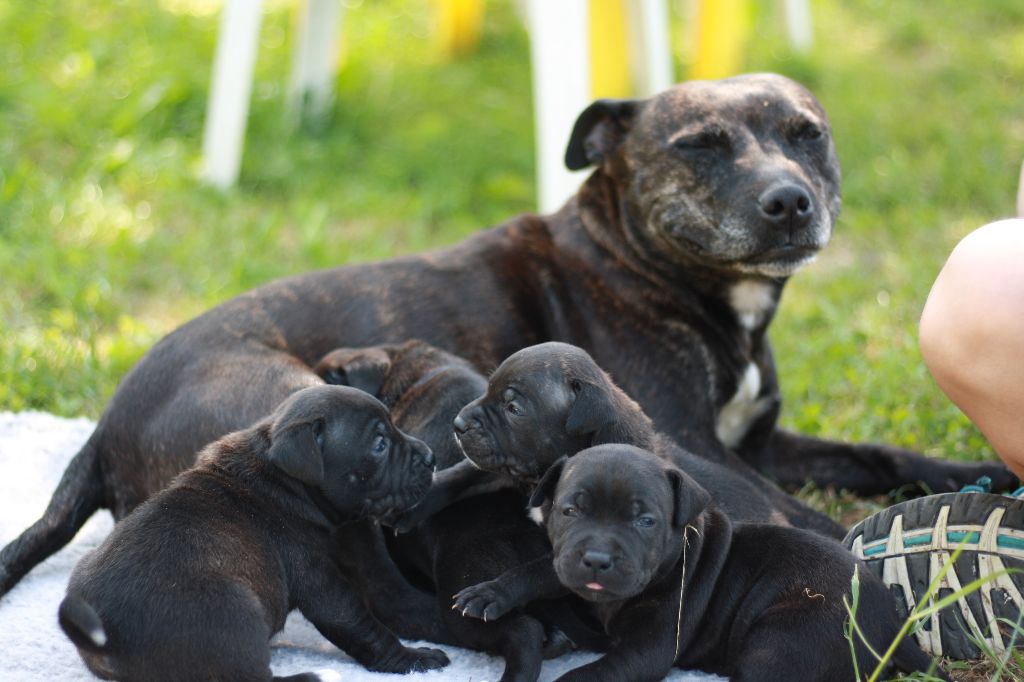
xmin=58 ymin=385 xmax=449 ymax=682
xmin=528 ymin=445 xmax=947 ymax=681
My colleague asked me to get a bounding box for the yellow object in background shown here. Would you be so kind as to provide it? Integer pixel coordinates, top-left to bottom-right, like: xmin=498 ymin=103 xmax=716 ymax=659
xmin=435 ymin=0 xmax=484 ymax=58
xmin=589 ymin=0 xmax=632 ymax=99
xmin=690 ymin=0 xmax=749 ymax=80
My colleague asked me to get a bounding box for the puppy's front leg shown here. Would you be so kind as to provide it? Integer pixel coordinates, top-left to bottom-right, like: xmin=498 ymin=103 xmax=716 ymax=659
xmin=293 ymin=561 xmax=450 ymax=674
xmin=453 ymin=553 xmax=566 ymax=621
xmin=555 ymin=599 xmax=678 ymax=682
xmin=390 ymin=459 xmax=511 ymax=532
xmin=332 ymin=521 xmax=457 ymax=645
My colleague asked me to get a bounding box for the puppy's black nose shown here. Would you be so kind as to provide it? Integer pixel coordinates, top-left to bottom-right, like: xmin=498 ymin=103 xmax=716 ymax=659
xmin=411 ymin=439 xmax=435 ymax=468
xmin=455 ymin=408 xmax=482 ymax=435
xmin=758 ymin=183 xmax=813 ymax=227
xmin=581 ymin=550 xmax=613 ymax=572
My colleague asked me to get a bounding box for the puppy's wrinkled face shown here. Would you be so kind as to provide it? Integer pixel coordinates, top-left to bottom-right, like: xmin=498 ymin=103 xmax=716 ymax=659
xmin=268 ymin=385 xmax=435 ymax=520
xmin=534 ymin=446 xmax=707 ymax=603
xmin=575 ymin=73 xmax=841 ymax=279
xmin=454 ymin=344 xmax=593 ymax=481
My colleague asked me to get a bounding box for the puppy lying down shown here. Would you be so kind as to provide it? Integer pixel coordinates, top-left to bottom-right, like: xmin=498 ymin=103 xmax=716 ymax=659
xmin=58 ymin=385 xmax=448 ymax=682
xmin=521 ymin=446 xmax=945 ymax=681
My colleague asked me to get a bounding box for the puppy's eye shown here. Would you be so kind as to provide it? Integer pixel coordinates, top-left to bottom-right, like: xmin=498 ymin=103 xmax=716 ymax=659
xmin=371 ymin=435 xmax=389 ymax=456
xmin=634 ymin=515 xmax=656 ymax=529
xmin=506 ymin=402 xmax=523 ymax=416
xmin=562 ymin=505 xmax=579 ymax=517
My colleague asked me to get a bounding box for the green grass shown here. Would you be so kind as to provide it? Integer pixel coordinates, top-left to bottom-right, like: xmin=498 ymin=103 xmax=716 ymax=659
xmin=3 ymin=0 xmax=1023 ymax=484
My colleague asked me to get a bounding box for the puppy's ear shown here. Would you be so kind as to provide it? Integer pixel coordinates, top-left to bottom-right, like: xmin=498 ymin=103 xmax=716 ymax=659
xmin=314 ymin=348 xmax=391 ymax=397
xmin=666 ymin=467 xmax=711 ymax=527
xmin=565 ymin=380 xmax=615 ymax=439
xmin=565 ymin=99 xmax=640 ymax=170
xmin=269 ymin=419 xmax=325 ymax=486
xmin=529 ymin=456 xmax=568 ymax=509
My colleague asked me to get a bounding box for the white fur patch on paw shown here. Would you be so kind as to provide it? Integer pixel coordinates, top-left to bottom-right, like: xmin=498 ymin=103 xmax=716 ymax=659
xmin=527 ymin=506 xmax=545 ymax=526
xmin=313 ymin=669 xmax=343 ymax=682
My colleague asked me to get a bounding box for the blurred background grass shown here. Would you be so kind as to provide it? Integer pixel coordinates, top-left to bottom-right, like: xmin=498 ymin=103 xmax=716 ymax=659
xmin=1 ymin=0 xmax=1022 ymax=480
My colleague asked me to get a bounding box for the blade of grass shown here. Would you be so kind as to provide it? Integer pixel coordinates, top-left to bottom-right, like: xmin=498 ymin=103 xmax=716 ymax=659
xmin=867 ymin=537 xmax=972 ymax=682
xmin=910 ymin=568 xmax=1021 ymax=621
xmin=845 ymin=565 xmax=865 ymax=679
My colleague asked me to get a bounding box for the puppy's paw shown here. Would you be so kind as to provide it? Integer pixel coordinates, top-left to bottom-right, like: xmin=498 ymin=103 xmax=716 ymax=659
xmin=386 ymin=506 xmax=426 ymax=534
xmin=452 ymin=580 xmax=514 ymax=621
xmin=370 ymin=646 xmax=450 ymax=673
xmin=541 ymin=625 xmax=576 ymax=659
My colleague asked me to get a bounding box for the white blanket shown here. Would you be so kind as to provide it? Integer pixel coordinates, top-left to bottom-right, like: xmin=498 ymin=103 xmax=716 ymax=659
xmin=0 ymin=411 xmax=723 ymax=681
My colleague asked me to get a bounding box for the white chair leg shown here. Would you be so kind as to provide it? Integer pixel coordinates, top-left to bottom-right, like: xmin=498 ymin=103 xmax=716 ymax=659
xmin=783 ymin=0 xmax=813 ymax=53
xmin=201 ymin=0 xmax=264 ymax=188
xmin=288 ymin=0 xmax=344 ymax=124
xmin=527 ymin=0 xmax=591 ymax=214
xmin=1017 ymin=160 xmax=1024 ymax=218
xmin=627 ymin=0 xmax=674 ymax=96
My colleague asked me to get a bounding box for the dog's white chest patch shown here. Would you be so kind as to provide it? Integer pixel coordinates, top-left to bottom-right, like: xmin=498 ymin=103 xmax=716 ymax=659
xmin=729 ymin=280 xmax=775 ymax=330
xmin=716 ymin=362 xmax=771 ymax=448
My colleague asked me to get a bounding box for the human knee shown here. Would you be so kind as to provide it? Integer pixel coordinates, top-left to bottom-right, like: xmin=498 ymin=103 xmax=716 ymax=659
xmin=920 ymin=218 xmax=1024 ymax=381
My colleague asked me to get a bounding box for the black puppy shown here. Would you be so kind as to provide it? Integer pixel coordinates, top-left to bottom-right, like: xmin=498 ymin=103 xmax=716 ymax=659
xmin=314 ymin=341 xmax=483 ymax=471
xmin=527 ymin=445 xmax=946 ymax=681
xmin=399 ymin=341 xmax=843 ymax=538
xmin=315 ymin=341 xmax=604 ymax=682
xmin=59 ymin=385 xmax=448 ymax=682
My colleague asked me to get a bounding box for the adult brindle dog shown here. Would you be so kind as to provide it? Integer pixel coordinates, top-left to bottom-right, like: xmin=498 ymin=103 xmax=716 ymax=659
xmin=0 ymin=73 xmax=1011 ymax=598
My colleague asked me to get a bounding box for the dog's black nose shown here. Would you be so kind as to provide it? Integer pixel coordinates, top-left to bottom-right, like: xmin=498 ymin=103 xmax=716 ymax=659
xmin=411 ymin=439 xmax=435 ymax=468
xmin=454 ymin=409 xmax=481 ymax=435
xmin=758 ymin=183 xmax=813 ymax=227
xmin=581 ymin=550 xmax=613 ymax=572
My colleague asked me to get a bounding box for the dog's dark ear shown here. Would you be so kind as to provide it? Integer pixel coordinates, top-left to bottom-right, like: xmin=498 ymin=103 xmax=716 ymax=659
xmin=666 ymin=467 xmax=710 ymax=527
xmin=314 ymin=348 xmax=391 ymax=397
xmin=565 ymin=99 xmax=640 ymax=170
xmin=269 ymin=419 xmax=325 ymax=486
xmin=565 ymin=380 xmax=615 ymax=439
xmin=529 ymin=456 xmax=568 ymax=509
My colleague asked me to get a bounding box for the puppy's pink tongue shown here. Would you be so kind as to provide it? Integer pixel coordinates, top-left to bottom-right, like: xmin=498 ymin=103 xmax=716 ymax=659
xmin=586 ymin=582 xmax=604 ymax=591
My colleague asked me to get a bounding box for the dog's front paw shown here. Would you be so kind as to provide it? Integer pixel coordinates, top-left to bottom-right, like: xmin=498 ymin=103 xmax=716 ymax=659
xmin=370 ymin=646 xmax=450 ymax=673
xmin=452 ymin=579 xmax=514 ymax=621
xmin=384 ymin=506 xmax=427 ymax=534
xmin=916 ymin=458 xmax=1018 ymax=494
